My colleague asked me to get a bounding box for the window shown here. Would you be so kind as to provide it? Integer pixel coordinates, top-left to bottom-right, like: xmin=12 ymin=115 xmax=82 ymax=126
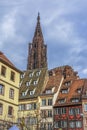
xmin=69 ymin=121 xmax=75 ymax=128
xmin=29 ymin=117 xmax=37 ymax=125
xmin=54 ymin=108 xmax=60 ymax=115
xmin=26 ymin=104 xmax=32 ymax=110
xmin=71 ymin=98 xmax=79 ymax=103
xmin=61 ymin=89 xmax=69 ymax=94
xmin=36 ymin=71 xmax=41 ymax=76
xmin=55 ymin=121 xmax=67 ymax=128
xmin=8 ymin=106 xmax=13 ymax=116
xmin=48 ymin=123 xmax=52 ymax=130
xmin=30 ymin=91 xmax=34 ymax=95
xmin=76 ymin=121 xmax=82 ymax=128
xmin=69 ymin=108 xmax=75 ymax=115
xmin=20 ymin=73 xmax=25 ymax=79
xmin=33 ymin=80 xmax=38 ymax=85
xmin=61 ymin=107 xmax=66 ymax=114
xmin=77 ymin=88 xmax=81 ymax=93
xmin=22 ymin=92 xmax=26 ymax=96
xmin=0 ymin=104 xmax=3 ymax=115
xmin=69 ymin=107 xmax=80 ymax=115
xmin=54 ymin=121 xmax=60 ymax=128
xmin=0 ymin=84 xmax=4 ymax=95
xmin=64 ymin=81 xmax=71 ymax=86
xmin=26 ymin=103 xmax=36 ymax=110
xmin=10 ymin=71 xmax=15 ymax=81
xmin=26 ymin=81 xmax=30 ymax=86
xmin=84 ymin=104 xmax=87 ymax=111
xmin=46 ymin=89 xmax=52 ymax=94
xmin=48 ymin=99 xmax=52 ymax=105
xmin=41 ymin=110 xmax=47 ymax=118
xmin=40 ymin=123 xmax=46 ymax=129
xmin=48 ymin=110 xmax=52 ymax=117
xmin=29 ymin=72 xmax=33 ymax=77
xmin=1 ymin=66 xmax=6 ymax=76
xmin=42 ymin=99 xmax=46 ymax=106
xmin=58 ymin=98 xmax=65 ymax=104
xmin=9 ymin=88 xmax=14 ymax=99
xmin=75 ymin=108 xmax=80 ymax=114
xmin=61 ymin=120 xmax=67 ymax=128
xmin=19 ymin=104 xmax=25 ymax=111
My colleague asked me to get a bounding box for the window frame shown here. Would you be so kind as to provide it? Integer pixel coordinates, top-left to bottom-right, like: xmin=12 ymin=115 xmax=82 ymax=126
xmin=8 ymin=106 xmax=13 ymax=116
xmin=42 ymin=99 xmax=46 ymax=106
xmin=0 ymin=103 xmax=3 ymax=115
xmin=9 ymin=88 xmax=14 ymax=99
xmin=10 ymin=71 xmax=15 ymax=81
xmin=1 ymin=66 xmax=6 ymax=77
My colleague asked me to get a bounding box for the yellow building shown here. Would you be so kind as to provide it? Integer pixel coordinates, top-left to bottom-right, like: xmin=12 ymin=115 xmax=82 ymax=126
xmin=19 ymin=68 xmax=48 ymax=130
xmin=0 ymin=51 xmax=21 ymax=129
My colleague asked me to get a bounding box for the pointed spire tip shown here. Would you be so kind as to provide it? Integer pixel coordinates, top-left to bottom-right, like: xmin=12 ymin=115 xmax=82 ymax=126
xmin=37 ymin=12 xmax=40 ymax=21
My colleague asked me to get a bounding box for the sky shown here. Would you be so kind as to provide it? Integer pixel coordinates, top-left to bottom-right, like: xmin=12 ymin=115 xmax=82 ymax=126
xmin=0 ymin=0 xmax=87 ymax=78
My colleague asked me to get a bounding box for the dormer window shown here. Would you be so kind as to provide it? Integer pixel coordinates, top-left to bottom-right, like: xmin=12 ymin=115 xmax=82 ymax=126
xmin=49 ymin=71 xmax=53 ymax=76
xmin=30 ymin=91 xmax=34 ymax=95
xmin=36 ymin=71 xmax=41 ymax=76
xmin=30 ymin=88 xmax=36 ymax=96
xmin=71 ymin=98 xmax=79 ymax=103
xmin=58 ymin=98 xmax=66 ymax=104
xmin=64 ymin=81 xmax=71 ymax=86
xmin=22 ymin=89 xmax=28 ymax=96
xmin=61 ymin=88 xmax=69 ymax=94
xmin=29 ymin=72 xmax=34 ymax=77
xmin=26 ymin=81 xmax=31 ymax=86
xmin=77 ymin=88 xmax=81 ymax=94
xmin=22 ymin=92 xmax=26 ymax=96
xmin=46 ymin=89 xmax=52 ymax=94
xmin=33 ymin=80 xmax=38 ymax=85
xmin=20 ymin=73 xmax=25 ymax=79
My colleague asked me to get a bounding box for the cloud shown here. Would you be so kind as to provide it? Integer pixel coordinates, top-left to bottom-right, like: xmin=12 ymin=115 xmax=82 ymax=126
xmin=1 ymin=10 xmax=16 ymax=39
xmin=0 ymin=0 xmax=87 ymax=77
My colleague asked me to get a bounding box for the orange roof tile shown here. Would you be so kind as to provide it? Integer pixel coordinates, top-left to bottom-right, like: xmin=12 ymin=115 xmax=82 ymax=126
xmin=55 ymin=79 xmax=85 ymax=106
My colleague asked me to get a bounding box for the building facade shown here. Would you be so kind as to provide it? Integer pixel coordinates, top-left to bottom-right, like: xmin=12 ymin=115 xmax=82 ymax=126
xmin=0 ymin=52 xmax=20 ymax=129
xmin=54 ymin=66 xmax=84 ymax=130
xmin=19 ymin=14 xmax=87 ymax=130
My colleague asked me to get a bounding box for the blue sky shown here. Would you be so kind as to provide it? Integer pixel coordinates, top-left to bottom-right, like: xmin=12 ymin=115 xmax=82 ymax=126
xmin=0 ymin=0 xmax=87 ymax=78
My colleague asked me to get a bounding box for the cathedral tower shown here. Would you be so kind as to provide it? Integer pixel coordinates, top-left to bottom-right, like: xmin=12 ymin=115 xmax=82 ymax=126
xmin=27 ymin=13 xmax=47 ymax=70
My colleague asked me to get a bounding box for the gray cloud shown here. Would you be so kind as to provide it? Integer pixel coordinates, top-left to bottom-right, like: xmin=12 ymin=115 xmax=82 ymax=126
xmin=0 ymin=0 xmax=87 ymax=77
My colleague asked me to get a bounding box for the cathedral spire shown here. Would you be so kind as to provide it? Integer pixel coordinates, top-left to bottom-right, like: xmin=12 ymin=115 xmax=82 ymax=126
xmin=33 ymin=13 xmax=43 ymax=41
xmin=27 ymin=14 xmax=47 ymax=70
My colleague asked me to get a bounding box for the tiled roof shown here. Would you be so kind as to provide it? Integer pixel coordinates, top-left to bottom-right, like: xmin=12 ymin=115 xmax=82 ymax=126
xmin=55 ymin=78 xmax=85 ymax=106
xmin=0 ymin=51 xmax=15 ymax=67
xmin=0 ymin=51 xmax=21 ymax=72
xmin=42 ymin=68 xmax=63 ymax=95
xmin=19 ymin=68 xmax=48 ymax=99
xmin=54 ymin=65 xmax=85 ymax=106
